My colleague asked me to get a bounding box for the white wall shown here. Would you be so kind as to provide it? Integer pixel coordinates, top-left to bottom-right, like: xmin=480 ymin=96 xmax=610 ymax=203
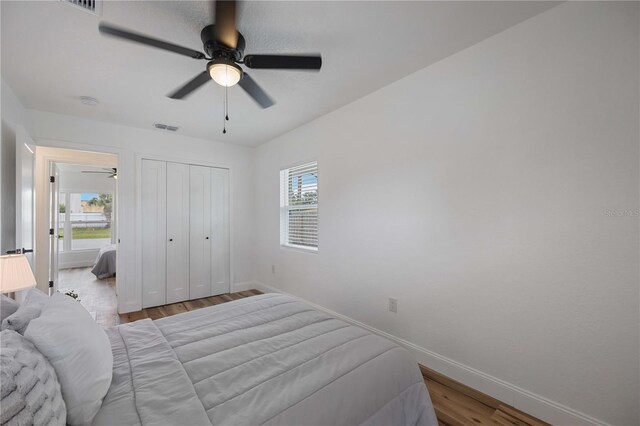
xmin=0 ymin=79 xmax=27 ymax=254
xmin=26 ymin=109 xmax=255 ymax=313
xmin=254 ymin=3 xmax=639 ymax=425
xmin=59 ymin=169 xmax=117 ymax=194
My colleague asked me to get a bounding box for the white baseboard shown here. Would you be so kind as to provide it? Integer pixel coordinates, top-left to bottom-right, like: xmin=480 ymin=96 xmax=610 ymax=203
xmin=232 ymin=281 xmax=258 ymax=292
xmin=59 ymin=249 xmax=100 ymax=270
xmin=119 ymin=300 xmax=141 ymax=315
xmin=59 ymin=260 xmax=95 ymax=269
xmin=251 ymin=281 xmax=608 ymax=426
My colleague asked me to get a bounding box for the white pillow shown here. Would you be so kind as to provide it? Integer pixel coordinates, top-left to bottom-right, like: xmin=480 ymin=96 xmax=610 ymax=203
xmin=2 ymin=288 xmax=49 ymax=334
xmin=0 ymin=294 xmax=19 ymax=323
xmin=24 ymin=293 xmax=113 ymax=426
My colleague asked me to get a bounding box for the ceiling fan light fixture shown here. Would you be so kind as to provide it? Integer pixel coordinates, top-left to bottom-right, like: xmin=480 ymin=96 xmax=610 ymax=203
xmin=208 ymin=60 xmax=242 ymax=87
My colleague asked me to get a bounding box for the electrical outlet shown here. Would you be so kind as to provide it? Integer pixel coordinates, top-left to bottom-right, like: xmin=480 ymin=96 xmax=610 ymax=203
xmin=388 ymin=298 xmax=398 ymax=313
xmin=271 ymin=265 xmax=276 ymax=274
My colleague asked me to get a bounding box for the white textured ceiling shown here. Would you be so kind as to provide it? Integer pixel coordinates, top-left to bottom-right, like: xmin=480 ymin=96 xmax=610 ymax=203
xmin=1 ymin=1 xmax=557 ymax=146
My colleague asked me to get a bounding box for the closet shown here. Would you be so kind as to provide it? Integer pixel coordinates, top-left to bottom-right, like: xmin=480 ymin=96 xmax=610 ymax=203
xmin=141 ymin=159 xmax=230 ymax=308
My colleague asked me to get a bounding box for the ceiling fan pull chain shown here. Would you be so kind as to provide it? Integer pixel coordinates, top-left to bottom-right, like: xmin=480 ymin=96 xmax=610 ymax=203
xmin=225 ymin=82 xmax=229 ymax=121
xmin=222 ymin=67 xmax=229 ymax=135
xmin=222 ymin=89 xmax=227 ymax=134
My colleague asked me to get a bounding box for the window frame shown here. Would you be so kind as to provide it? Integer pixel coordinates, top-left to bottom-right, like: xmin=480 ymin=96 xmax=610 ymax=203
xmin=59 ymin=191 xmax=115 ymax=252
xmin=279 ymin=160 xmax=319 ymax=253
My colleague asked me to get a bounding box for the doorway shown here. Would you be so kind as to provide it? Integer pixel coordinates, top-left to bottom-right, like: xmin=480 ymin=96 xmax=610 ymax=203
xmin=55 ymin=163 xmax=118 ymax=326
xmin=33 ymin=147 xmax=119 ymax=326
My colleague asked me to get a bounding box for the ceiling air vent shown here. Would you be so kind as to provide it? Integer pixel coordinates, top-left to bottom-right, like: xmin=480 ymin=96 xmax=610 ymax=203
xmin=154 ymin=123 xmax=179 ymax=132
xmin=61 ymin=0 xmax=102 ymax=16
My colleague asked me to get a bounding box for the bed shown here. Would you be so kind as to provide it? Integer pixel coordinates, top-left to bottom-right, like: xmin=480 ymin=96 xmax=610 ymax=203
xmin=93 ymin=293 xmax=437 ymax=425
xmin=91 ymin=244 xmax=116 ymax=279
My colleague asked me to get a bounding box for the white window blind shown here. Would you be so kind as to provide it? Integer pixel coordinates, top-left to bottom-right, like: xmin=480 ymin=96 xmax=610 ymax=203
xmin=280 ymin=161 xmax=318 ymax=251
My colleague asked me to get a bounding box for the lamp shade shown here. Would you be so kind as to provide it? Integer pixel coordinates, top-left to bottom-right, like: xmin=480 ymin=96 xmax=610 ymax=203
xmin=0 ymin=255 xmax=36 ymax=293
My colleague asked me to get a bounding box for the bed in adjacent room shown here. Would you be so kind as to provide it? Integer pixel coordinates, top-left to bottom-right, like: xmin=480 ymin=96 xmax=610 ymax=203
xmin=91 ymin=244 xmax=116 ymax=279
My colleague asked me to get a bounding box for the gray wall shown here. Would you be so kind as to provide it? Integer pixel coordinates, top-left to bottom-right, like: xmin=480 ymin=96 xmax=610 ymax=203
xmin=254 ymin=3 xmax=639 ymax=424
xmin=1 ymin=80 xmax=26 ymax=254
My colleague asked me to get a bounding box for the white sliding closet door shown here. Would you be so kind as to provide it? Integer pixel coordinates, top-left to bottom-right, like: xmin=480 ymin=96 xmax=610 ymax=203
xmin=166 ymin=162 xmax=190 ymax=304
xmin=189 ymin=165 xmax=212 ymax=300
xmin=210 ymin=168 xmax=230 ymax=296
xmin=141 ymin=160 xmax=167 ymax=308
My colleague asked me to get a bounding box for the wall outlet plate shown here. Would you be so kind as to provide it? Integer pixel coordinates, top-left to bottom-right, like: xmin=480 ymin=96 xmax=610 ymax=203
xmin=388 ymin=297 xmax=398 ymax=313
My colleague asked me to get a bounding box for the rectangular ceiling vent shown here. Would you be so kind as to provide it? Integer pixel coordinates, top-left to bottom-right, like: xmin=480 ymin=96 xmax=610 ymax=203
xmin=61 ymin=0 xmax=102 ymax=16
xmin=154 ymin=123 xmax=179 ymax=132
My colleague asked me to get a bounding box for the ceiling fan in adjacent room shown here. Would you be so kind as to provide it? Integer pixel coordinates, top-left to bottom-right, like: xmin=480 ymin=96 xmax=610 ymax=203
xmin=98 ymin=0 xmax=322 ymax=118
xmin=82 ymin=168 xmax=118 ymax=179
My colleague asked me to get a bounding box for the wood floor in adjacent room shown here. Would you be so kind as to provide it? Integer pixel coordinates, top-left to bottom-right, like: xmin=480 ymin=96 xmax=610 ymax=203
xmin=121 ymin=289 xmax=548 ymax=426
xmin=58 ymin=267 xmax=118 ymax=327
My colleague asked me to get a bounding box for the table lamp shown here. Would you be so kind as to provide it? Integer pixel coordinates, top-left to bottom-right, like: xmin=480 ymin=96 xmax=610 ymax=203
xmin=0 ymin=254 xmax=37 ymax=294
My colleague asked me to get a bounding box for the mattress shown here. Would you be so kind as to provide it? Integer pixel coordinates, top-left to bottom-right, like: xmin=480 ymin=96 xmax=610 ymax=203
xmin=91 ymin=244 xmax=116 ymax=279
xmin=93 ymin=293 xmax=437 ymax=425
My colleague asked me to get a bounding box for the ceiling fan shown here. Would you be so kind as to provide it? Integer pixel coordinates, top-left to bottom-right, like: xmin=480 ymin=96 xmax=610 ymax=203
xmin=98 ymin=0 xmax=322 ymax=110
xmin=81 ymin=168 xmax=118 ymax=179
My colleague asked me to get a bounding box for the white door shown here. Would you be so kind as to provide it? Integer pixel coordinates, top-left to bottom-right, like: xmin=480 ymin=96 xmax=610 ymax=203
xmin=141 ymin=160 xmax=167 ymax=308
xmin=210 ymin=168 xmax=230 ymax=296
xmin=166 ymin=162 xmax=190 ymax=304
xmin=15 ymin=126 xmax=35 ymax=270
xmin=189 ymin=165 xmax=211 ymax=299
xmin=48 ymin=162 xmax=59 ymax=295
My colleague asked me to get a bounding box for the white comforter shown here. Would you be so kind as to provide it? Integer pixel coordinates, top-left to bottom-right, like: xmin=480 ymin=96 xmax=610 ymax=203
xmin=93 ymin=293 xmax=437 ymax=425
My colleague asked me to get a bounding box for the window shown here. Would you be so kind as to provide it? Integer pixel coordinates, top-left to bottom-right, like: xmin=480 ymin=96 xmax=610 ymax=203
xmin=58 ymin=195 xmax=66 ymax=253
xmin=280 ymin=161 xmax=318 ymax=251
xmin=58 ymin=192 xmax=114 ymax=251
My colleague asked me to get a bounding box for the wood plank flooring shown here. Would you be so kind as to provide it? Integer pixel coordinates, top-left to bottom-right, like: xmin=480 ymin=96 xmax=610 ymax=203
xmin=421 ymin=366 xmax=549 ymax=426
xmin=58 ymin=267 xmax=118 ymax=327
xmin=119 ymin=289 xmax=263 ymax=323
xmin=121 ymin=290 xmax=548 ymax=426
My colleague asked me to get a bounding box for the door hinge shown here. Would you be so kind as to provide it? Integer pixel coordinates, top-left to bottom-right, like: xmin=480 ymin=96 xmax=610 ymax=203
xmin=5 ymin=248 xmax=33 ymax=254
xmin=49 ymin=228 xmax=54 ymax=235
xmin=48 ymin=281 xmax=54 ymax=288
xmin=50 ymin=176 xmax=55 ymax=183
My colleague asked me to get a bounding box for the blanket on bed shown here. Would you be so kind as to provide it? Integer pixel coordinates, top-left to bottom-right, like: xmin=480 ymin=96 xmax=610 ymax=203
xmin=91 ymin=245 xmax=116 ymax=279
xmin=93 ymin=293 xmax=436 ymax=426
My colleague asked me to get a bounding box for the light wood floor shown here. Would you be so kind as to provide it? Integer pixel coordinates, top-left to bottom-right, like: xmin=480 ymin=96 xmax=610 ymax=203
xmin=422 ymin=366 xmax=548 ymax=426
xmin=119 ymin=289 xmax=263 ymax=323
xmin=58 ymin=267 xmax=118 ymax=327
xmin=121 ymin=290 xmax=548 ymax=426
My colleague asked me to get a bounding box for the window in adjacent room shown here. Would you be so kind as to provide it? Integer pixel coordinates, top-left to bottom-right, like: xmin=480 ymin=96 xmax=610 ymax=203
xmin=280 ymin=161 xmax=318 ymax=251
xmin=58 ymin=192 xmax=114 ymax=251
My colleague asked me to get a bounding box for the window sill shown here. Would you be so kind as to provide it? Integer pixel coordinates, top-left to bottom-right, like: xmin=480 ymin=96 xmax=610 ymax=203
xmin=280 ymin=244 xmax=318 ymax=254
xmin=59 ymin=248 xmax=103 ymax=253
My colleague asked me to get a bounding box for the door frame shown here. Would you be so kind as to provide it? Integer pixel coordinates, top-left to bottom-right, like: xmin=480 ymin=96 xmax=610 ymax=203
xmin=15 ymin=126 xmax=35 ymax=268
xmin=34 ymin=145 xmax=119 ymax=296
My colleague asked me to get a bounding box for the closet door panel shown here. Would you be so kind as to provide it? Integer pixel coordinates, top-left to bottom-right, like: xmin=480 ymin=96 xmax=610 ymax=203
xmin=189 ymin=165 xmax=212 ymax=299
xmin=141 ymin=160 xmax=166 ymax=308
xmin=166 ymin=162 xmax=190 ymax=304
xmin=210 ymin=168 xmax=230 ymax=296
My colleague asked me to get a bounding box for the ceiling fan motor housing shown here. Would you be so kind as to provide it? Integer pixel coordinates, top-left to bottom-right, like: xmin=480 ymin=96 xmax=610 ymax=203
xmin=200 ymin=24 xmax=245 ymax=62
